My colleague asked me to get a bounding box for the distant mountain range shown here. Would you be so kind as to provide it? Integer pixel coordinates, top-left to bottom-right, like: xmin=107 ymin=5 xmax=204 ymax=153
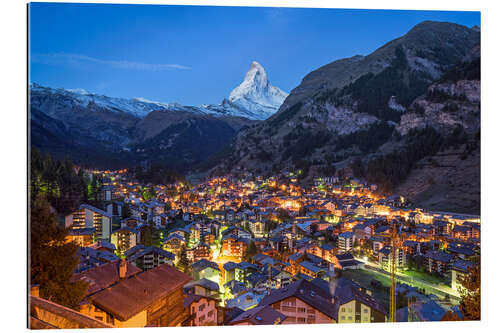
xmin=29 ymin=61 xmax=286 ymax=169
xmin=30 ymin=60 xmax=287 ymax=121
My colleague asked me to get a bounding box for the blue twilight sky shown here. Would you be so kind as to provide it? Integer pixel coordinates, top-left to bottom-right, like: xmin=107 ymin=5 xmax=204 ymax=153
xmin=28 ymin=3 xmax=480 ymax=106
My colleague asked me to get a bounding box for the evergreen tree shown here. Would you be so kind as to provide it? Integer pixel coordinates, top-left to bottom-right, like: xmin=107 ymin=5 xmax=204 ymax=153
xmin=30 ymin=197 xmax=88 ymax=309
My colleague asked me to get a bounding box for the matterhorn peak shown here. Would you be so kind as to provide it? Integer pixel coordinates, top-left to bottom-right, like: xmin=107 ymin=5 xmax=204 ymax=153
xmin=242 ymin=61 xmax=268 ymax=87
xmin=225 ymin=61 xmax=288 ymax=120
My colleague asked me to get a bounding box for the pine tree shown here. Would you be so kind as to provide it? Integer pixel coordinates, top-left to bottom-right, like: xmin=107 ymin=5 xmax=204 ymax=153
xmin=458 ymin=261 xmax=480 ymax=320
xmin=30 ymin=197 xmax=88 ymax=309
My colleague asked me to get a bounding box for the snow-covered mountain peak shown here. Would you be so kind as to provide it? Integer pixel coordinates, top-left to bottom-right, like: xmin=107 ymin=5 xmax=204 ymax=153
xmin=29 ymin=62 xmax=288 ymax=121
xmin=225 ymin=61 xmax=288 ymax=120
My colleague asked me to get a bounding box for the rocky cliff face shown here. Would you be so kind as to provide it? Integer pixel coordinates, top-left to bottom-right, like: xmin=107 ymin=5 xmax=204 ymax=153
xmin=389 ymin=56 xmax=480 ymax=214
xmin=212 ymin=21 xmax=480 ymax=178
xmin=397 ymin=78 xmax=480 ymax=136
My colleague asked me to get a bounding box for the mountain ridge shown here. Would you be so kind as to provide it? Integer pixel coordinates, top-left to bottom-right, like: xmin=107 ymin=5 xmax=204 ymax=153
xmin=30 ymin=61 xmax=287 ymax=121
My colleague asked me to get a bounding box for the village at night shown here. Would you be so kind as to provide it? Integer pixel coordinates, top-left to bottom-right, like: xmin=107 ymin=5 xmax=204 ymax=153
xmin=28 ymin=3 xmax=480 ymax=329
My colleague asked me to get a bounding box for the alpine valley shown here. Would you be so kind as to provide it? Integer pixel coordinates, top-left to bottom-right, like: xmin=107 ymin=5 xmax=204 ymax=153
xmin=30 ymin=21 xmax=481 ymax=214
xmin=210 ymin=21 xmax=481 ymax=214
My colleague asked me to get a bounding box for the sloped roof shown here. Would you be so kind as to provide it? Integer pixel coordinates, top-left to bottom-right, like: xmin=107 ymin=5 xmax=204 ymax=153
xmin=90 ymin=264 xmax=191 ymax=321
xmin=69 ymin=228 xmax=95 ymax=236
xmin=229 ymin=305 xmax=286 ymax=325
xmin=191 ymin=259 xmax=220 ymax=272
xmin=425 ymin=251 xmax=455 ymax=263
xmin=338 ymin=231 xmax=354 ymax=238
xmin=333 ymin=278 xmax=386 ymax=316
xmin=259 ymin=279 xmax=337 ymax=320
xmin=184 ymin=278 xmax=219 ymax=292
xmin=127 ymin=246 xmax=175 ymax=262
xmin=79 ymin=204 xmax=112 ymax=218
xmin=30 ymin=295 xmax=113 ymax=329
xmin=71 ymin=260 xmax=142 ymax=296
xmin=299 ymin=261 xmax=325 ymax=274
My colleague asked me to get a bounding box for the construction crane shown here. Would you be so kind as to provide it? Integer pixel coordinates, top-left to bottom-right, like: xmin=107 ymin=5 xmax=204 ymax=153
xmin=375 ymin=221 xmax=402 ymax=322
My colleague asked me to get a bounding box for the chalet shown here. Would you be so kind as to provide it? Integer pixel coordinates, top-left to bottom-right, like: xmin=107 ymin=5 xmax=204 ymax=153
xmin=191 ymin=259 xmax=221 ymax=285
xmin=120 ymin=217 xmax=144 ymax=229
xmin=67 ymin=228 xmax=95 ymax=247
xmin=105 ymin=201 xmax=125 ymax=218
xmin=188 ymin=242 xmax=212 ymax=262
xmin=447 ymin=242 xmax=476 ymax=260
xmin=125 ymin=245 xmax=175 ymax=271
xmin=299 ymin=261 xmax=326 ymax=279
xmin=247 ymin=219 xmax=266 ymax=238
xmin=370 ymin=236 xmax=387 ymax=254
xmin=286 ymin=252 xmax=306 ymax=275
xmin=425 ymin=251 xmax=455 ymax=276
xmin=332 ymin=253 xmax=364 ymax=271
xmin=90 ymin=240 xmax=116 ymax=253
xmin=223 ymin=262 xmax=245 ymax=283
xmin=162 ymin=233 xmax=186 ymax=257
xmin=452 ymin=225 xmax=474 ymax=241
xmin=402 ymin=240 xmax=421 ymax=256
xmin=80 ymin=264 xmax=191 ymax=327
xmin=110 ymin=227 xmax=139 ymax=253
xmin=152 ymin=213 xmax=170 ymax=228
xmin=246 ymin=271 xmax=268 ymax=291
xmin=184 ymin=295 xmax=219 ymax=326
xmin=258 ymin=279 xmax=337 ymax=324
xmin=184 ymin=278 xmax=220 ymax=298
xmin=310 ymin=276 xmax=386 ymax=323
xmin=396 ymin=300 xmax=448 ymax=322
xmin=433 ymin=220 xmax=452 ymax=236
xmin=224 ymin=279 xmax=248 ymax=298
xmin=221 ymin=235 xmax=249 ymax=258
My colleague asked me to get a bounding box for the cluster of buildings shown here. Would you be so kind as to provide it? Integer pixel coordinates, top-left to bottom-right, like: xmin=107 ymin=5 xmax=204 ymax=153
xmin=31 ymin=169 xmax=480 ymax=328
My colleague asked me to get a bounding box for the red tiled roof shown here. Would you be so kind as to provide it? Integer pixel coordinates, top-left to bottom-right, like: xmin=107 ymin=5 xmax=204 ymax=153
xmin=90 ymin=263 xmax=191 ymax=321
xmin=71 ymin=260 xmax=142 ymax=296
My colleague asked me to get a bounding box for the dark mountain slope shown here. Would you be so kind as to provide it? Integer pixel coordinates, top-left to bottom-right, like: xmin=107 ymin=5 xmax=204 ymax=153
xmin=212 ymin=21 xmax=480 ymax=181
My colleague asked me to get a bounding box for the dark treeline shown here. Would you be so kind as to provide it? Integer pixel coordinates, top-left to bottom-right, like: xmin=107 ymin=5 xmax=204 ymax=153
xmin=335 ymin=46 xmax=431 ymax=123
xmin=30 ymin=148 xmax=95 ymax=309
xmin=353 ymin=126 xmax=474 ymax=193
xmin=132 ymin=164 xmax=185 ymax=186
xmin=30 ymin=147 xmax=100 ymax=216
